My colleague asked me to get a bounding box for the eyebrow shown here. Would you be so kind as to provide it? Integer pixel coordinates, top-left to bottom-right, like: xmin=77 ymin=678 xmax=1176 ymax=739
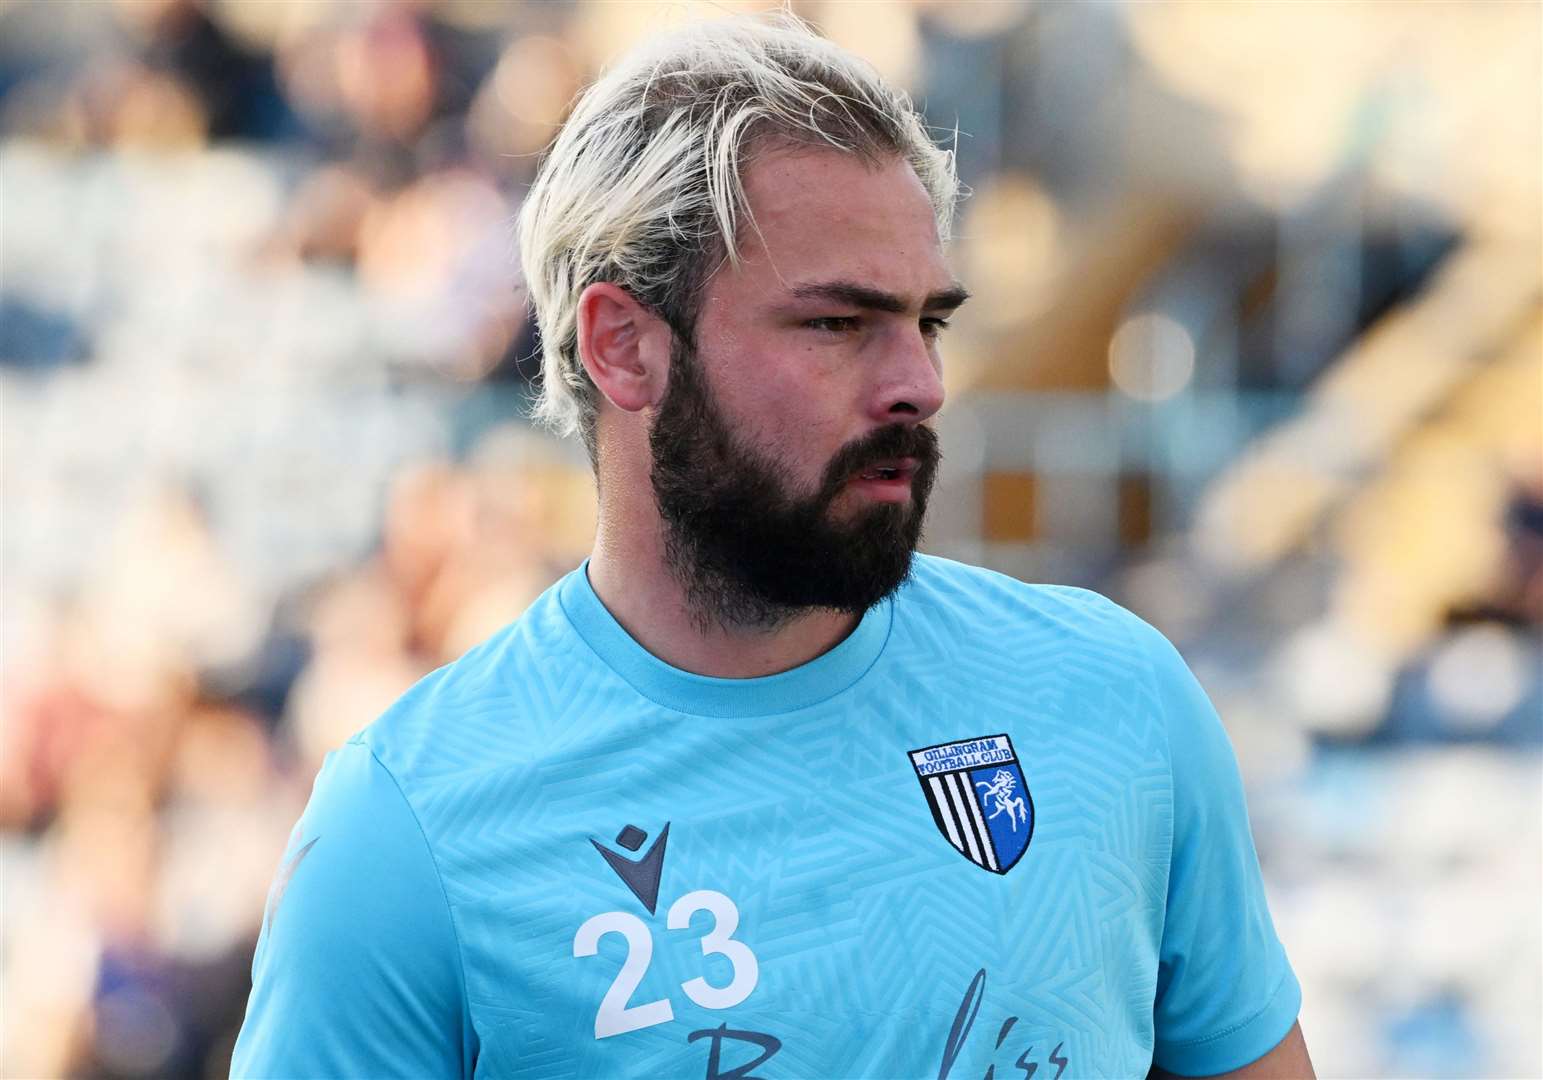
xmin=787 ymin=279 xmax=971 ymax=315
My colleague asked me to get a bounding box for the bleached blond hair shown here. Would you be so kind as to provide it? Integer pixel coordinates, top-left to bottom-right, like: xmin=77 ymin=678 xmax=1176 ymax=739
xmin=516 ymin=14 xmax=960 ymax=453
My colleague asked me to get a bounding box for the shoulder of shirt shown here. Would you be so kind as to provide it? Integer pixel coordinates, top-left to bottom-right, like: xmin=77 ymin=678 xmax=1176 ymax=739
xmin=903 ymin=551 xmax=1149 ymax=640
xmin=902 ymin=553 xmax=1207 ymax=756
xmin=351 ymin=571 xmax=577 ymax=785
xmin=900 ymin=554 xmax=1190 ymax=710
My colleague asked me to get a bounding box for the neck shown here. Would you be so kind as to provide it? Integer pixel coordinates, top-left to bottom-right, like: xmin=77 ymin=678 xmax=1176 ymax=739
xmin=586 ymin=501 xmax=860 ymax=680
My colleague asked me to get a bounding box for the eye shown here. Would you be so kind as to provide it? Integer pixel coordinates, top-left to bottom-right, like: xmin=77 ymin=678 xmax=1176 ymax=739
xmin=805 ymin=316 xmax=860 ymax=334
xmin=920 ymin=317 xmax=952 ymax=339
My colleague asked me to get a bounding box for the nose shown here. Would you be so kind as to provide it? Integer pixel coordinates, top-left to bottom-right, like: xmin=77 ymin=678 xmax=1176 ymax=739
xmin=872 ymin=325 xmax=945 ymax=424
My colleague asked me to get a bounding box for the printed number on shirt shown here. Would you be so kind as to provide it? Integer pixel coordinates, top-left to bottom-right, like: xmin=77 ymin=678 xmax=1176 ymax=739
xmin=573 ymin=889 xmax=759 ymax=1039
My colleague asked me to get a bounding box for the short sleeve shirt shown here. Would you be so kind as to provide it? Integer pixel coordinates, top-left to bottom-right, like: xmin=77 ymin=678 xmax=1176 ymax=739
xmin=232 ymin=554 xmax=1300 ymax=1078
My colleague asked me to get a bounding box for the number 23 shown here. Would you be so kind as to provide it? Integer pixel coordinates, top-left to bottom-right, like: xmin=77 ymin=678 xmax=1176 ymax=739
xmin=572 ymin=890 xmax=759 ymax=1039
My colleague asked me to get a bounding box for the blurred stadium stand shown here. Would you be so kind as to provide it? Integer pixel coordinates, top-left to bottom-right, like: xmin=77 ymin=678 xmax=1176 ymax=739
xmin=1 ymin=1 xmax=1538 ymax=1076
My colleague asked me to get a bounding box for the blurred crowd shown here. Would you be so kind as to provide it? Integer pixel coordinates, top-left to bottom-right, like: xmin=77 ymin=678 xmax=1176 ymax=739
xmin=1 ymin=1 xmax=1539 ymax=1077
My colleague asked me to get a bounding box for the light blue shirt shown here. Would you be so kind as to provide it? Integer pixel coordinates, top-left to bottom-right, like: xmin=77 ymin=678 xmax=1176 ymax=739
xmin=233 ymin=554 xmax=1299 ymax=1078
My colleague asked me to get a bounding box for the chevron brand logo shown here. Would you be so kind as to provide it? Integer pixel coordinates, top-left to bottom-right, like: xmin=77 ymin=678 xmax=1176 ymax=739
xmin=591 ymin=822 xmax=670 ymax=914
xmin=910 ymin=735 xmax=1034 ymax=874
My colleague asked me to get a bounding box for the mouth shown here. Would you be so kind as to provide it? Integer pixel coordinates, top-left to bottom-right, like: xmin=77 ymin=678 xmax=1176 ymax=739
xmin=848 ymin=458 xmax=919 ymax=500
xmin=857 ymin=457 xmax=917 ymax=479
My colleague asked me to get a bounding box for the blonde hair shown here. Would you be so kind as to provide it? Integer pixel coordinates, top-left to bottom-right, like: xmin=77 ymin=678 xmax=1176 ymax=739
xmin=516 ymin=14 xmax=960 ymax=450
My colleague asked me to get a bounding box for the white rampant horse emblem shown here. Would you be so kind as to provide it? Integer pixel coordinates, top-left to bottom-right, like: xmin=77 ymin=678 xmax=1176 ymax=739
xmin=976 ymin=769 xmax=1029 ymax=832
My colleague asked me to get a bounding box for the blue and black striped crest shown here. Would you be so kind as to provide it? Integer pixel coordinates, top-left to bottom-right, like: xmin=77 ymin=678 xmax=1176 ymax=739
xmin=910 ymin=734 xmax=1035 ymax=874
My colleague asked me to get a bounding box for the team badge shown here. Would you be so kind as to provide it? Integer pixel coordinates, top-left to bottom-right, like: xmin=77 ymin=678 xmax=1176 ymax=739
xmin=910 ymin=734 xmax=1034 ymax=874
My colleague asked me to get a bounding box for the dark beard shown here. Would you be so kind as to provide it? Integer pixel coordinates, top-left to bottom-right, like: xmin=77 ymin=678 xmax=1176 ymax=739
xmin=649 ymin=336 xmax=940 ymax=632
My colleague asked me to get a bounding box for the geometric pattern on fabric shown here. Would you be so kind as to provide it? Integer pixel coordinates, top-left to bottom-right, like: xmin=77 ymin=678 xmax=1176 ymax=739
xmin=233 ymin=554 xmax=1301 ymax=1080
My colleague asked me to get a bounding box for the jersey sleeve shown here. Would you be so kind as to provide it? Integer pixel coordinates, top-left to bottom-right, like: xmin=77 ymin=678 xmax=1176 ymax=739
xmin=1136 ymin=620 xmax=1302 ymax=1077
xmin=231 ymin=736 xmax=475 ymax=1079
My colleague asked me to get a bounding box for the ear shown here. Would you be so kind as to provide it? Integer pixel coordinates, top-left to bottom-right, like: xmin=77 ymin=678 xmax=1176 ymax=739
xmin=576 ymin=283 xmax=672 ymax=414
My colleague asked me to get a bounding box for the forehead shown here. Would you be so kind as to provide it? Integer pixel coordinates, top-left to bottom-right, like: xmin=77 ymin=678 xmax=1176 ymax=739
xmin=709 ymin=147 xmax=953 ymax=309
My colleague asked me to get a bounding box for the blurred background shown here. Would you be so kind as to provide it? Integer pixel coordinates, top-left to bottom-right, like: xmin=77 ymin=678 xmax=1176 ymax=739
xmin=1 ymin=0 xmax=1538 ymax=1076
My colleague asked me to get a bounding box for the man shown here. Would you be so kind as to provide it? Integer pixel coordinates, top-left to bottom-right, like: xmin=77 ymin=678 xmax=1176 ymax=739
xmin=234 ymin=16 xmax=1313 ymax=1080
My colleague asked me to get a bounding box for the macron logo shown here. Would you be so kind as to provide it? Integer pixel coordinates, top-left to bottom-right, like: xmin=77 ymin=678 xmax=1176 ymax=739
xmin=590 ymin=823 xmax=670 ymax=915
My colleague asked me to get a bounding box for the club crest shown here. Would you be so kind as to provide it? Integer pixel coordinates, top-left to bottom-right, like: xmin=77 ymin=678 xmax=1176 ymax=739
xmin=910 ymin=734 xmax=1034 ymax=874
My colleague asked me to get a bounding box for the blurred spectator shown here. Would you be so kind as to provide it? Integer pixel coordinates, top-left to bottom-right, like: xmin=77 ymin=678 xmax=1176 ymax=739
xmin=119 ymin=0 xmax=297 ymax=142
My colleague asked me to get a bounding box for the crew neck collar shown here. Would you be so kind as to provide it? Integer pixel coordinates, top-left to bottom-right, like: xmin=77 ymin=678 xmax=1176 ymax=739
xmin=557 ymin=561 xmax=892 ymax=718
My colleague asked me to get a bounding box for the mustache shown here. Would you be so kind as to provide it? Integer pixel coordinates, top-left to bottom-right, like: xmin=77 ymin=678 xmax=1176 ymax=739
xmin=817 ymin=423 xmax=942 ymax=501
